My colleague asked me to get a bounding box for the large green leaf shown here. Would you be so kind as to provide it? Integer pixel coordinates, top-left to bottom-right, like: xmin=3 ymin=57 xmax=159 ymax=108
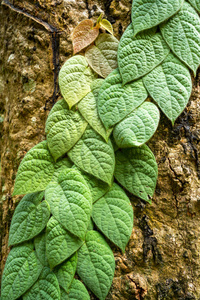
xmin=46 ymin=217 xmax=83 ymax=268
xmin=160 ymin=1 xmax=200 ymax=75
xmin=92 ymin=183 xmax=133 ymax=252
xmin=78 ymin=79 xmax=112 ymax=141
xmin=143 ymin=52 xmax=192 ymax=124
xmin=45 ymin=169 xmax=92 ymax=239
xmin=45 ymin=99 xmax=88 ymax=160
xmin=9 ymin=192 xmax=50 ymax=246
xmin=60 ymin=280 xmax=90 ymax=300
xmin=23 ymin=267 xmax=60 ymax=300
xmin=50 ymin=157 xmax=73 ymax=183
xmin=59 ymin=55 xmax=97 ymax=108
xmin=188 ymin=0 xmax=200 ymax=12
xmin=34 ymin=232 xmax=49 ymax=267
xmin=13 ymin=141 xmax=54 ymax=196
xmin=118 ymin=24 xmax=170 ymax=85
xmin=77 ymin=231 xmax=115 ymax=300
xmin=114 ymin=145 xmax=158 ymax=203
xmin=1 ymin=244 xmax=42 ymax=300
xmin=98 ymin=68 xmax=148 ymax=129
xmin=113 ymin=102 xmax=160 ymax=148
xmin=132 ymin=0 xmax=184 ymax=36
xmin=85 ymin=33 xmax=119 ymax=78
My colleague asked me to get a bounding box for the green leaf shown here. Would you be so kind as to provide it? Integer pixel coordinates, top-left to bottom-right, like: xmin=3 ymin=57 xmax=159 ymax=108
xmin=51 ymin=157 xmax=73 ymax=183
xmin=77 ymin=231 xmax=115 ymax=300
xmin=54 ymin=253 xmax=77 ymax=292
xmin=60 ymin=280 xmax=90 ymax=300
xmin=113 ymin=102 xmax=160 ymax=148
xmin=98 ymin=68 xmax=148 ymax=129
xmin=45 ymin=169 xmax=92 ymax=239
xmin=85 ymin=33 xmax=119 ymax=78
xmin=160 ymin=2 xmax=200 ymax=75
xmin=34 ymin=232 xmax=49 ymax=267
xmin=9 ymin=192 xmax=50 ymax=246
xmin=114 ymin=145 xmax=158 ymax=203
xmin=100 ymin=19 xmax=114 ymax=35
xmin=59 ymin=55 xmax=97 ymax=109
xmin=68 ymin=126 xmax=115 ymax=185
xmin=78 ymin=79 xmax=112 ymax=141
xmin=143 ymin=52 xmax=192 ymax=124
xmin=132 ymin=0 xmax=184 ymax=36
xmin=46 ymin=217 xmax=83 ymax=268
xmin=1 ymin=244 xmax=43 ymax=300
xmin=23 ymin=267 xmax=60 ymax=300
xmin=45 ymin=99 xmax=88 ymax=160
xmin=92 ymin=183 xmax=133 ymax=252
xmin=188 ymin=0 xmax=200 ymax=12
xmin=118 ymin=24 xmax=170 ymax=85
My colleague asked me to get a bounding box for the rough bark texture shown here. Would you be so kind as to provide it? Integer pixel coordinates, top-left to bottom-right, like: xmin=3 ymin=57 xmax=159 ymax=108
xmin=0 ymin=0 xmax=200 ymax=299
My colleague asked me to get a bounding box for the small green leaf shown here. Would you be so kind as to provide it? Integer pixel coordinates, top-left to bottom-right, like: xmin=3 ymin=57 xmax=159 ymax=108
xmin=77 ymin=231 xmax=115 ymax=300
xmin=1 ymin=244 xmax=43 ymax=300
xmin=13 ymin=141 xmax=54 ymax=196
xmin=160 ymin=2 xmax=200 ymax=75
xmin=9 ymin=191 xmax=50 ymax=246
xmin=23 ymin=267 xmax=60 ymax=300
xmin=45 ymin=99 xmax=88 ymax=160
xmin=59 ymin=55 xmax=97 ymax=109
xmin=60 ymin=280 xmax=90 ymax=300
xmin=143 ymin=52 xmax=192 ymax=124
xmin=45 ymin=169 xmax=92 ymax=239
xmin=85 ymin=33 xmax=119 ymax=78
xmin=92 ymin=183 xmax=133 ymax=252
xmin=68 ymin=126 xmax=115 ymax=185
xmin=132 ymin=0 xmax=184 ymax=36
xmin=78 ymin=79 xmax=112 ymax=141
xmin=50 ymin=157 xmax=73 ymax=183
xmin=118 ymin=24 xmax=170 ymax=85
xmin=34 ymin=232 xmax=49 ymax=267
xmin=188 ymin=0 xmax=200 ymax=12
xmin=100 ymin=19 xmax=114 ymax=35
xmin=113 ymin=102 xmax=160 ymax=148
xmin=114 ymin=145 xmax=158 ymax=203
xmin=98 ymin=69 xmax=148 ymax=129
xmin=46 ymin=217 xmax=83 ymax=268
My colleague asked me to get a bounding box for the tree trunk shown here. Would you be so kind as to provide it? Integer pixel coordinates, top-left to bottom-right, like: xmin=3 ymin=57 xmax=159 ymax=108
xmin=0 ymin=0 xmax=200 ymax=299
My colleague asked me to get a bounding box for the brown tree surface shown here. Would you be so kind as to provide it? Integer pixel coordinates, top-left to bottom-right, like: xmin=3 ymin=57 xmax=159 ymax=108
xmin=0 ymin=1 xmax=200 ymax=299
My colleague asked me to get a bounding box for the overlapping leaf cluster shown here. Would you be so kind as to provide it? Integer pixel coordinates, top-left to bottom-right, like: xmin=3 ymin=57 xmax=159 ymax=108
xmin=1 ymin=1 xmax=200 ymax=299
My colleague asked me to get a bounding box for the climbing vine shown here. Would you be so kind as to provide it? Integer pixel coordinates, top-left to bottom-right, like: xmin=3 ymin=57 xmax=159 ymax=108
xmin=1 ymin=1 xmax=200 ymax=299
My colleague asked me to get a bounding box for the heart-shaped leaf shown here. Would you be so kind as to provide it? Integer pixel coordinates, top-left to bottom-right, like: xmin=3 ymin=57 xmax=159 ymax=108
xmin=77 ymin=231 xmax=115 ymax=300
xmin=85 ymin=33 xmax=119 ymax=78
xmin=98 ymin=68 xmax=148 ymax=129
xmin=9 ymin=191 xmax=50 ymax=246
xmin=92 ymin=183 xmax=134 ymax=252
xmin=45 ymin=169 xmax=92 ymax=239
xmin=78 ymin=79 xmax=112 ymax=141
xmin=114 ymin=145 xmax=158 ymax=203
xmin=13 ymin=141 xmax=54 ymax=196
xmin=59 ymin=55 xmax=97 ymax=108
xmin=51 ymin=157 xmax=73 ymax=183
xmin=160 ymin=2 xmax=200 ymax=75
xmin=60 ymin=280 xmax=90 ymax=300
xmin=1 ymin=244 xmax=43 ymax=300
xmin=45 ymin=99 xmax=87 ymax=160
xmin=46 ymin=217 xmax=83 ymax=268
xmin=188 ymin=0 xmax=200 ymax=12
xmin=143 ymin=52 xmax=192 ymax=124
xmin=113 ymin=102 xmax=160 ymax=147
xmin=132 ymin=0 xmax=184 ymax=36
xmin=34 ymin=232 xmax=49 ymax=267
xmin=118 ymin=24 xmax=170 ymax=85
xmin=68 ymin=126 xmax=115 ymax=185
xmin=100 ymin=19 xmax=114 ymax=35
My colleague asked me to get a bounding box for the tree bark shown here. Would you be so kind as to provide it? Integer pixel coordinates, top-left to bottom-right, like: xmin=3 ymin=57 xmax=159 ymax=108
xmin=0 ymin=0 xmax=200 ymax=299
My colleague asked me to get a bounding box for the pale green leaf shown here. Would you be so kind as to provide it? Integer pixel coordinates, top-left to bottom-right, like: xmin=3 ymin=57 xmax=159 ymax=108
xmin=45 ymin=99 xmax=88 ymax=160
xmin=9 ymin=192 xmax=50 ymax=246
xmin=46 ymin=217 xmax=83 ymax=268
xmin=59 ymin=55 xmax=97 ymax=109
xmin=113 ymin=102 xmax=160 ymax=147
xmin=87 ymin=219 xmax=94 ymax=231
xmin=160 ymin=2 xmax=200 ymax=75
xmin=85 ymin=33 xmax=119 ymax=78
xmin=114 ymin=145 xmax=158 ymax=203
xmin=45 ymin=169 xmax=92 ymax=239
xmin=13 ymin=141 xmax=54 ymax=196
xmin=50 ymin=157 xmax=73 ymax=183
xmin=98 ymin=68 xmax=148 ymax=129
xmin=92 ymin=183 xmax=133 ymax=252
xmin=34 ymin=232 xmax=49 ymax=267
xmin=143 ymin=52 xmax=192 ymax=124
xmin=118 ymin=24 xmax=170 ymax=85
xmin=60 ymin=280 xmax=90 ymax=300
xmin=188 ymin=0 xmax=200 ymax=12
xmin=100 ymin=19 xmax=114 ymax=35
xmin=77 ymin=231 xmax=115 ymax=300
xmin=68 ymin=126 xmax=115 ymax=185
